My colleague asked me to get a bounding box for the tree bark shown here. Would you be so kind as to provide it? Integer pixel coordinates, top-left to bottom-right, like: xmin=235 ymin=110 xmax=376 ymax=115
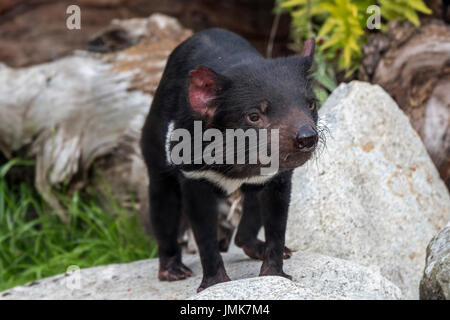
xmin=0 ymin=0 xmax=291 ymax=68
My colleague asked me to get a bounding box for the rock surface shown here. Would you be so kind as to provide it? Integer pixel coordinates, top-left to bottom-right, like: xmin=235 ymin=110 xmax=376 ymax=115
xmin=420 ymin=223 xmax=450 ymax=299
xmin=0 ymin=251 xmax=402 ymax=300
xmin=286 ymin=81 xmax=450 ymax=299
xmin=360 ymin=20 xmax=450 ymax=188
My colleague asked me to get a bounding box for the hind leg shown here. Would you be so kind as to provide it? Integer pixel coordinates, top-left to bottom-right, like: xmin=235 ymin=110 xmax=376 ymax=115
xmin=149 ymin=172 xmax=193 ymax=281
xmin=235 ymin=187 xmax=292 ymax=260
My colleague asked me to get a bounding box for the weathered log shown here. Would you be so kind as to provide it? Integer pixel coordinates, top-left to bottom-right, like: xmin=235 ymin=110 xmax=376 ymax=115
xmin=359 ymin=19 xmax=450 ymax=188
xmin=0 ymin=13 xmax=240 ymax=252
xmin=0 ymin=14 xmax=191 ymax=220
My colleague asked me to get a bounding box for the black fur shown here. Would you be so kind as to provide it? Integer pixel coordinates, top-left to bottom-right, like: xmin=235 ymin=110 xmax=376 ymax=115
xmin=140 ymin=28 xmax=318 ymax=292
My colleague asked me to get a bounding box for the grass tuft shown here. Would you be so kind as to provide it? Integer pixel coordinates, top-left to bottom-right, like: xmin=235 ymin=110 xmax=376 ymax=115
xmin=0 ymin=159 xmax=157 ymax=291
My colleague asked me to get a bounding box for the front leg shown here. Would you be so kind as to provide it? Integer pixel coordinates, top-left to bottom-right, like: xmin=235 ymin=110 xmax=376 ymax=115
xmin=259 ymin=170 xmax=293 ymax=279
xmin=180 ymin=177 xmax=231 ymax=292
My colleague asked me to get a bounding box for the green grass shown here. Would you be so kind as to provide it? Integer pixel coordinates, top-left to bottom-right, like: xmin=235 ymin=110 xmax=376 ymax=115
xmin=0 ymin=159 xmax=157 ymax=291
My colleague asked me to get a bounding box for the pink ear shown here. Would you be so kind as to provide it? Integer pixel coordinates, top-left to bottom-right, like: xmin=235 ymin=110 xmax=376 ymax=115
xmin=302 ymin=38 xmax=315 ymax=58
xmin=300 ymin=38 xmax=315 ymax=70
xmin=189 ymin=66 xmax=220 ymax=117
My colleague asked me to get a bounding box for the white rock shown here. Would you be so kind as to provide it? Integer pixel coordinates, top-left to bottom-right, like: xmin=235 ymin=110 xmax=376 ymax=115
xmin=0 ymin=251 xmax=402 ymax=300
xmin=190 ymin=276 xmax=345 ymax=300
xmin=286 ymin=81 xmax=450 ymax=299
xmin=191 ymin=252 xmax=402 ymax=300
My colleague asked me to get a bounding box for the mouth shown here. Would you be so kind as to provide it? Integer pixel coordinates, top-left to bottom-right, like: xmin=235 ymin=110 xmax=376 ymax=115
xmin=279 ymin=149 xmax=314 ymax=169
xmin=298 ymin=144 xmax=316 ymax=153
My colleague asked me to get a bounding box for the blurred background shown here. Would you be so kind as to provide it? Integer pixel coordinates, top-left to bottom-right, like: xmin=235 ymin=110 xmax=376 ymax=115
xmin=0 ymin=0 xmax=448 ymax=293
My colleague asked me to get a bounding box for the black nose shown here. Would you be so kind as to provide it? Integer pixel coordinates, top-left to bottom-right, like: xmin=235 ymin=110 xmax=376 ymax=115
xmin=296 ymin=125 xmax=318 ymax=152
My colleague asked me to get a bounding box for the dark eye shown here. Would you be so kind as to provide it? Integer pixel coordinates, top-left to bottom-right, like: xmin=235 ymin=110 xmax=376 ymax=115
xmin=247 ymin=112 xmax=260 ymax=122
xmin=308 ymin=101 xmax=316 ymax=111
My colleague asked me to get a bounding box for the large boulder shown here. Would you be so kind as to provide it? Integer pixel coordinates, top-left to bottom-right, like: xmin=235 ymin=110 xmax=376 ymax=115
xmin=360 ymin=20 xmax=450 ymax=188
xmin=420 ymin=223 xmax=450 ymax=299
xmin=286 ymin=81 xmax=450 ymax=299
xmin=0 ymin=251 xmax=401 ymax=300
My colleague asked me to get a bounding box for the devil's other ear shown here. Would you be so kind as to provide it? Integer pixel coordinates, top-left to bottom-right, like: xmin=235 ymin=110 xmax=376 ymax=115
xmin=188 ymin=66 xmax=224 ymax=119
xmin=302 ymin=38 xmax=315 ymax=58
xmin=301 ymin=38 xmax=315 ymax=69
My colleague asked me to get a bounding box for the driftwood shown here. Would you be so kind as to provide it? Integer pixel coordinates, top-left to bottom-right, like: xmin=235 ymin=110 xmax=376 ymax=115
xmin=0 ymin=14 xmax=241 ymax=252
xmin=359 ymin=19 xmax=450 ymax=188
xmin=0 ymin=14 xmax=189 ymax=219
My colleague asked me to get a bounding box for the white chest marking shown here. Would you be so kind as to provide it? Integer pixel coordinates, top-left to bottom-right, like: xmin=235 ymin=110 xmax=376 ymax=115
xmin=165 ymin=121 xmax=175 ymax=164
xmin=181 ymin=169 xmax=276 ymax=194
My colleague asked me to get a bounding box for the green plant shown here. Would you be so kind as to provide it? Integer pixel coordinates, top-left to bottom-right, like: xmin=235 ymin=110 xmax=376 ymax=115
xmin=380 ymin=0 xmax=432 ymax=26
xmin=312 ymin=51 xmax=337 ymax=104
xmin=0 ymin=159 xmax=157 ymax=291
xmin=279 ymin=0 xmax=431 ymax=73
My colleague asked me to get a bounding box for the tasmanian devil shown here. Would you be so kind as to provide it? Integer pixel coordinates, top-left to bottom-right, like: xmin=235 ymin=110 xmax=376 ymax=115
xmin=140 ymin=28 xmax=319 ymax=292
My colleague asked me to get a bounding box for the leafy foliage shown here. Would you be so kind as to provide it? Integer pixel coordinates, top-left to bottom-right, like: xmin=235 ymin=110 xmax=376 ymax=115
xmin=380 ymin=0 xmax=432 ymax=26
xmin=279 ymin=0 xmax=431 ymax=73
xmin=0 ymin=159 xmax=157 ymax=291
xmin=312 ymin=51 xmax=337 ymax=104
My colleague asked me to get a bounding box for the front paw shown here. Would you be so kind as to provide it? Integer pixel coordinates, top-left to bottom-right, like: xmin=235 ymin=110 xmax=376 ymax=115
xmin=259 ymin=262 xmax=292 ymax=280
xmin=197 ymin=270 xmax=231 ymax=292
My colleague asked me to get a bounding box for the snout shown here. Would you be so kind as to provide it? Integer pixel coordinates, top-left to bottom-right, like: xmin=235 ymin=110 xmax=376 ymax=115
xmin=296 ymin=124 xmax=318 ymax=152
